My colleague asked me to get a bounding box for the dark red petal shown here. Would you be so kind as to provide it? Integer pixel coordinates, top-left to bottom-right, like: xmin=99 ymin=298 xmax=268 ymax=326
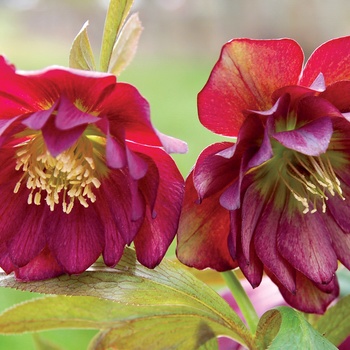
xmin=7 ymin=205 xmax=47 ymax=267
xmin=0 ymin=149 xmax=31 ymax=242
xmin=47 ymin=204 xmax=104 ymax=274
xmin=322 ymin=210 xmax=350 ymax=270
xmin=301 ymin=36 xmax=350 ymax=87
xmin=241 ymin=185 xmax=265 ymax=262
xmin=321 ymin=81 xmax=350 ymax=113
xmin=42 ymin=115 xmax=86 ymax=157
xmin=104 ymin=82 xmax=164 ymax=148
xmin=274 ymin=271 xmax=339 ymax=314
xmin=98 ymin=170 xmax=143 ymax=245
xmin=273 ymin=117 xmax=333 ymax=156
xmin=254 ymin=199 xmax=296 ymax=293
xmin=14 ymin=247 xmax=65 ymax=281
xmin=277 ymin=209 xmax=338 ymax=284
xmin=231 ymin=210 xmax=263 ymax=287
xmin=29 ymin=66 xmax=116 ymax=111
xmin=131 ymin=145 xmax=184 ymax=268
xmin=176 ymin=172 xmax=237 ymax=271
xmin=193 ymin=142 xmax=237 ymax=200
xmin=198 ymin=38 xmax=303 ymax=136
xmin=327 ymin=184 xmax=350 ymax=232
xmin=0 ymin=243 xmax=15 ymax=274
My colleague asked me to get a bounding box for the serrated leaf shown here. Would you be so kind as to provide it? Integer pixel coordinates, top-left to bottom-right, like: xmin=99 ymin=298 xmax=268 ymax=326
xmin=108 ymin=12 xmax=142 ymax=76
xmin=255 ymin=306 xmax=337 ymax=350
xmin=69 ymin=21 xmax=96 ymax=71
xmin=314 ymin=295 xmax=350 ymax=346
xmin=100 ymin=0 xmax=134 ymax=72
xmin=0 ymin=248 xmax=253 ymax=349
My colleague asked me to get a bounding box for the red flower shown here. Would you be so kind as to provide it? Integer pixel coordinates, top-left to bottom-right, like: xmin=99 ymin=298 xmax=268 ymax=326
xmin=0 ymin=56 xmax=186 ymax=281
xmin=177 ymin=37 xmax=350 ymax=313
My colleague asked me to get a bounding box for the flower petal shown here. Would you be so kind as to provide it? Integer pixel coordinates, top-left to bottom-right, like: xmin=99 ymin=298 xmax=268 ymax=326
xmin=193 ymin=142 xmax=236 ymax=200
xmin=320 ymin=81 xmax=350 ymax=113
xmin=254 ymin=199 xmax=296 ymax=293
xmin=274 ymin=271 xmax=339 ymax=314
xmin=176 ymin=173 xmax=237 ymax=271
xmin=277 ymin=209 xmax=338 ymax=284
xmin=14 ymin=247 xmax=65 ymax=281
xmin=301 ymin=36 xmax=350 ymax=87
xmin=322 ymin=208 xmax=350 ymax=270
xmin=55 ymin=95 xmax=99 ymax=129
xmin=47 ymin=204 xmax=105 ymax=274
xmin=42 ymin=115 xmax=86 ymax=157
xmin=132 ymin=145 xmax=184 ymax=268
xmin=198 ymin=38 xmax=304 ymax=136
xmin=273 ymin=116 xmax=333 ymax=156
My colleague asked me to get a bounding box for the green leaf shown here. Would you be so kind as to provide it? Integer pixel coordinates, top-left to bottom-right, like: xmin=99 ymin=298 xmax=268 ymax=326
xmin=32 ymin=334 xmax=65 ymax=350
xmin=255 ymin=306 xmax=337 ymax=350
xmin=99 ymin=0 xmax=134 ymax=72
xmin=69 ymin=21 xmax=96 ymax=71
xmin=0 ymin=248 xmax=253 ymax=349
xmin=314 ymin=294 xmax=350 ymax=346
xmin=108 ymin=13 xmax=143 ymax=76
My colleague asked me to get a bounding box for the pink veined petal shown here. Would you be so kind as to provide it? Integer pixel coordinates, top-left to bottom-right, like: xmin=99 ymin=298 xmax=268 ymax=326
xmin=55 ymin=95 xmax=100 ymax=129
xmin=22 ymin=101 xmax=58 ymax=130
xmin=14 ymin=247 xmax=65 ymax=281
xmin=253 ymin=199 xmax=296 ymax=293
xmin=106 ymin=132 xmax=127 ymax=169
xmin=131 ymin=144 xmax=184 ymax=268
xmin=277 ymin=209 xmax=338 ymax=285
xmin=176 ymin=173 xmax=237 ymax=271
xmin=273 ymin=271 xmax=339 ymax=314
xmin=272 ymin=116 xmax=333 ymax=156
xmin=155 ymin=130 xmax=188 ymax=154
xmin=301 ymin=36 xmax=350 ymax=87
xmin=47 ymin=204 xmax=105 ymax=274
xmin=126 ymin=146 xmax=148 ymax=180
xmin=198 ymin=38 xmax=304 ymax=136
xmin=41 ymin=115 xmax=87 ymax=157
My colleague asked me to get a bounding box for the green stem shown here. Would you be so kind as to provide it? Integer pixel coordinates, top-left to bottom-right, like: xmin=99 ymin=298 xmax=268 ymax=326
xmin=221 ymin=270 xmax=259 ymax=334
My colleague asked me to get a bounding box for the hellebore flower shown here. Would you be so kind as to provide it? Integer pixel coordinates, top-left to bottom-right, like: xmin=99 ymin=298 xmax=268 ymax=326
xmin=0 ymin=56 xmax=186 ymax=281
xmin=177 ymin=37 xmax=350 ymax=313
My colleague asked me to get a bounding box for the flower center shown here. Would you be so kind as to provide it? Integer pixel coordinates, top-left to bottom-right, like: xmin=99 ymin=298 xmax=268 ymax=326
xmin=13 ymin=134 xmax=102 ymax=214
xmin=279 ymin=151 xmax=345 ymax=214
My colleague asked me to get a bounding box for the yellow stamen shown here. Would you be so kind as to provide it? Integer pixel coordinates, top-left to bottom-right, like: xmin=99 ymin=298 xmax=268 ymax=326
xmin=13 ymin=134 xmax=102 ymax=214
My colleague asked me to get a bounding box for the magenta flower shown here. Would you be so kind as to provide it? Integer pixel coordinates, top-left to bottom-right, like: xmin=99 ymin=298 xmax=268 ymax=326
xmin=177 ymin=37 xmax=350 ymax=313
xmin=0 ymin=56 xmax=186 ymax=281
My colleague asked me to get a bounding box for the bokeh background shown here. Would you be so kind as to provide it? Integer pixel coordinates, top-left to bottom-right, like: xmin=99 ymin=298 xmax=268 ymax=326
xmin=1 ymin=0 xmax=350 ymax=348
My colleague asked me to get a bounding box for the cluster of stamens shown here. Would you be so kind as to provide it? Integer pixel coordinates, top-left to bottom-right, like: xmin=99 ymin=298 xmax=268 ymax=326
xmin=13 ymin=135 xmax=101 ymax=214
xmin=280 ymin=152 xmax=344 ymax=214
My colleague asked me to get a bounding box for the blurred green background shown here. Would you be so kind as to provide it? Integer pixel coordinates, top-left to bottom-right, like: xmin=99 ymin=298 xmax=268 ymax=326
xmin=1 ymin=0 xmax=350 ymax=348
